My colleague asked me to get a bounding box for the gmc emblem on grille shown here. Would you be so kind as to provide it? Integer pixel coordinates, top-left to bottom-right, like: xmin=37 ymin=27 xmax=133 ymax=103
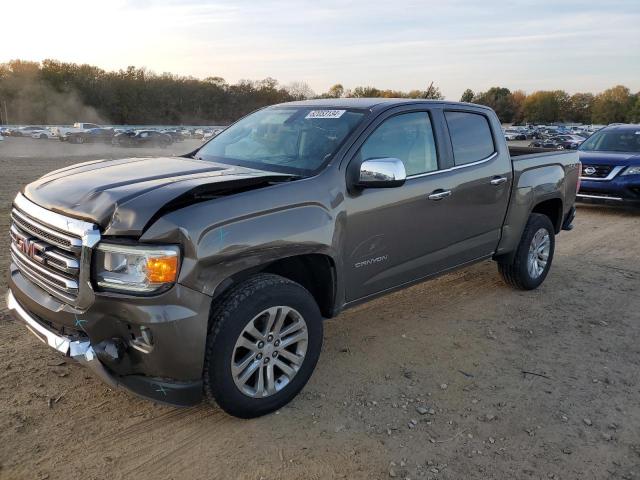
xmin=583 ymin=166 xmax=596 ymax=175
xmin=14 ymin=231 xmax=49 ymax=264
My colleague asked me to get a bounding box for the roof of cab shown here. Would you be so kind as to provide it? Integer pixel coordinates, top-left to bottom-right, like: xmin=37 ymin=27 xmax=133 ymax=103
xmin=273 ymin=98 xmax=489 ymax=111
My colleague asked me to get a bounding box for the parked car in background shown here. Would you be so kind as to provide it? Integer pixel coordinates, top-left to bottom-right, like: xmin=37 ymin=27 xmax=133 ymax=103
xmin=161 ymin=129 xmax=185 ymax=142
xmin=524 ymin=129 xmax=542 ymax=140
xmin=552 ymin=135 xmax=585 ymax=150
xmin=577 ymin=124 xmax=640 ymax=205
xmin=112 ymin=130 xmax=136 ymax=146
xmin=529 ymin=138 xmax=565 ymax=149
xmin=11 ymin=126 xmax=48 ymax=137
xmin=113 ymin=129 xmax=172 ymax=147
xmin=6 ymin=99 xmax=579 ymax=418
xmin=31 ymin=128 xmax=58 ymax=140
xmin=67 ymin=128 xmax=115 ymax=144
xmin=52 ymin=122 xmax=102 ymax=141
xmin=504 ymin=129 xmax=526 ymax=141
xmin=538 ymin=127 xmax=561 ymax=138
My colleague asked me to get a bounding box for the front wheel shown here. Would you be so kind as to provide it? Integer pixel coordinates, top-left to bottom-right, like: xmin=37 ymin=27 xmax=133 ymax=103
xmin=203 ymin=274 xmax=323 ymax=418
xmin=498 ymin=213 xmax=556 ymax=290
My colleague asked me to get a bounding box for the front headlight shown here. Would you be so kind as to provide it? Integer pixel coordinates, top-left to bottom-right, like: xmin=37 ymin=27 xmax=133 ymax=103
xmin=622 ymin=166 xmax=640 ymax=176
xmin=94 ymin=243 xmax=180 ymax=293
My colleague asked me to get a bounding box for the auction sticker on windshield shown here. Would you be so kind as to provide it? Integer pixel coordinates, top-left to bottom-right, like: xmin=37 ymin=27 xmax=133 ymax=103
xmin=305 ymin=110 xmax=346 ymax=119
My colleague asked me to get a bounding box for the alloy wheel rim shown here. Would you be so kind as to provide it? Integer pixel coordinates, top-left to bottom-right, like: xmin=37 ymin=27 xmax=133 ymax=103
xmin=528 ymin=228 xmax=550 ymax=279
xmin=231 ymin=306 xmax=308 ymax=398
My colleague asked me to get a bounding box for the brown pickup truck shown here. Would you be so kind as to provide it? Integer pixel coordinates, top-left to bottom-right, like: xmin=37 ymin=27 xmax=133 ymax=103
xmin=7 ymin=99 xmax=579 ymax=417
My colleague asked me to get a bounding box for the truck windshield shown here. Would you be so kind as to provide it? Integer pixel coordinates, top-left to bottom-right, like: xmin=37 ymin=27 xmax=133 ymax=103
xmin=195 ymin=107 xmax=365 ymax=175
xmin=579 ymin=130 xmax=640 ymax=153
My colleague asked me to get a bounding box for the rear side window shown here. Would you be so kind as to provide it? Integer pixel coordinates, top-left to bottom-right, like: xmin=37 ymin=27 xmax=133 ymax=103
xmin=445 ymin=111 xmax=495 ymax=165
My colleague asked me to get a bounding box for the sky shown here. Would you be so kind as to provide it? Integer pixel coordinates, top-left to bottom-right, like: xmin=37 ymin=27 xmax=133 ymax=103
xmin=4 ymin=0 xmax=640 ymax=99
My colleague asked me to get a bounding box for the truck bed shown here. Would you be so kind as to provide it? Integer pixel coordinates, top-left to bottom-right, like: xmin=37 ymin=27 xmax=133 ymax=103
xmin=509 ymin=145 xmax=564 ymax=157
xmin=509 ymin=146 xmax=579 ymax=171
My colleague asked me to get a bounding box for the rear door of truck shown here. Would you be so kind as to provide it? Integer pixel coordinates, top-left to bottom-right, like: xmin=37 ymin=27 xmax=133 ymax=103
xmin=433 ymin=107 xmax=513 ymax=263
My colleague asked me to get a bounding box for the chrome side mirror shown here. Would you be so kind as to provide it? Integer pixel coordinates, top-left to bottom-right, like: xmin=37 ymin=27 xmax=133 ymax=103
xmin=357 ymin=158 xmax=406 ymax=188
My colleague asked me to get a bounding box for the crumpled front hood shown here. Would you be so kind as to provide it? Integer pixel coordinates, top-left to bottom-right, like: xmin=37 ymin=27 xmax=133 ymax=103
xmin=23 ymin=156 xmax=290 ymax=236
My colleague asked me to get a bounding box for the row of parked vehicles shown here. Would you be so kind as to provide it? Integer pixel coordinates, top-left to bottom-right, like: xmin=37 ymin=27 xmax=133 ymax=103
xmin=503 ymin=124 xmax=604 ymax=150
xmin=0 ymin=123 xmax=226 ymax=147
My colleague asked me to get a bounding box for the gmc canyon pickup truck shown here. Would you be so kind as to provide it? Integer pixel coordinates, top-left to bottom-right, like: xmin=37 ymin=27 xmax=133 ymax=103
xmin=7 ymin=99 xmax=579 ymax=418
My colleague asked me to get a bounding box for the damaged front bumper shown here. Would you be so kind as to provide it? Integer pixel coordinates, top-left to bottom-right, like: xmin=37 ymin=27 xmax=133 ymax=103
xmin=6 ymin=285 xmax=206 ymax=407
xmin=7 ymin=289 xmax=116 ymax=384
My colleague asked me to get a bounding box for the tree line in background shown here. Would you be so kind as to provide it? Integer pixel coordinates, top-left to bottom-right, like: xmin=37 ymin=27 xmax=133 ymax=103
xmin=0 ymin=59 xmax=442 ymax=125
xmin=0 ymin=59 xmax=638 ymax=126
xmin=461 ymin=86 xmax=640 ymax=125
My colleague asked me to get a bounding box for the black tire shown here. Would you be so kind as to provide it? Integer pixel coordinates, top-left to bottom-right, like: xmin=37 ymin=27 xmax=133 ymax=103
xmin=203 ymin=273 xmax=323 ymax=418
xmin=39 ymin=133 xmax=47 ymax=139
xmin=498 ymin=213 xmax=556 ymax=290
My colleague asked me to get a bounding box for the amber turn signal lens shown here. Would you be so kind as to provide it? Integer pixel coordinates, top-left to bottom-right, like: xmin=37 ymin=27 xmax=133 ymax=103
xmin=146 ymin=256 xmax=179 ymax=283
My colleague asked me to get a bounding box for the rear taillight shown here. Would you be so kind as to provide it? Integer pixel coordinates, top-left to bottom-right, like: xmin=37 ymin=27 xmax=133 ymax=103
xmin=577 ymin=162 xmax=582 ymax=191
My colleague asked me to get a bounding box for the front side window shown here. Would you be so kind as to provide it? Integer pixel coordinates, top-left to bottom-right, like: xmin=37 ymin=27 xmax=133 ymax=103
xmin=445 ymin=111 xmax=495 ymax=165
xmin=359 ymin=112 xmax=438 ymax=176
xmin=196 ymin=107 xmax=365 ymax=176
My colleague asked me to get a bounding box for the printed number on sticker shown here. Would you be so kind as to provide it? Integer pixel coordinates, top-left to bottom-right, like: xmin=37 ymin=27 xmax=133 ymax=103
xmin=305 ymin=110 xmax=346 ymax=119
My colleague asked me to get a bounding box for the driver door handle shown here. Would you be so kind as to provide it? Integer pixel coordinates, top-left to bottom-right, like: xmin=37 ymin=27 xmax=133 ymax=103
xmin=428 ymin=189 xmax=452 ymax=201
xmin=490 ymin=176 xmax=508 ymax=186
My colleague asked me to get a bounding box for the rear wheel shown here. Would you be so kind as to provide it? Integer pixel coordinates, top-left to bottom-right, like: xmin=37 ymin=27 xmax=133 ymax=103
xmin=203 ymin=274 xmax=323 ymax=418
xmin=498 ymin=213 xmax=555 ymax=290
xmin=39 ymin=133 xmax=47 ymax=139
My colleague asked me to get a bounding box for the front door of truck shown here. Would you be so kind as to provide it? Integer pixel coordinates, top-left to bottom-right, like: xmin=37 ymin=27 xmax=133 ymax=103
xmin=343 ymin=106 xmax=512 ymax=302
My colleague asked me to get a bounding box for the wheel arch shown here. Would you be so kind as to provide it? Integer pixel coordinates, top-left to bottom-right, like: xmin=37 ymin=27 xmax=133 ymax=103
xmin=495 ymin=193 xmax=564 ymax=263
xmin=211 ymin=253 xmax=338 ymax=319
xmin=531 ymin=197 xmax=563 ymax=234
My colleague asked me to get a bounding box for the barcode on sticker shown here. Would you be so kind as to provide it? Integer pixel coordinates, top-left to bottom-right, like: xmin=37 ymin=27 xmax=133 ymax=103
xmin=305 ymin=110 xmax=346 ymax=119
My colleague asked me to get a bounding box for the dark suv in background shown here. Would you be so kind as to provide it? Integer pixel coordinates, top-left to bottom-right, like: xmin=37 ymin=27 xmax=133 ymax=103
xmin=577 ymin=124 xmax=640 ymax=205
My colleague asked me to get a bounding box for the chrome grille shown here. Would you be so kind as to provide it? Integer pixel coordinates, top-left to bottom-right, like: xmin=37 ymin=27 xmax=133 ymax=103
xmin=9 ymin=194 xmax=101 ymax=308
xmin=11 ymin=208 xmax=80 ymax=250
xmin=582 ymin=164 xmax=613 ymax=179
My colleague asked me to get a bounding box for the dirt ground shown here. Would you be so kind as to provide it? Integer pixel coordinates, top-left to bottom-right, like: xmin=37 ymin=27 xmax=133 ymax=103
xmin=0 ymin=137 xmax=639 ymax=480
